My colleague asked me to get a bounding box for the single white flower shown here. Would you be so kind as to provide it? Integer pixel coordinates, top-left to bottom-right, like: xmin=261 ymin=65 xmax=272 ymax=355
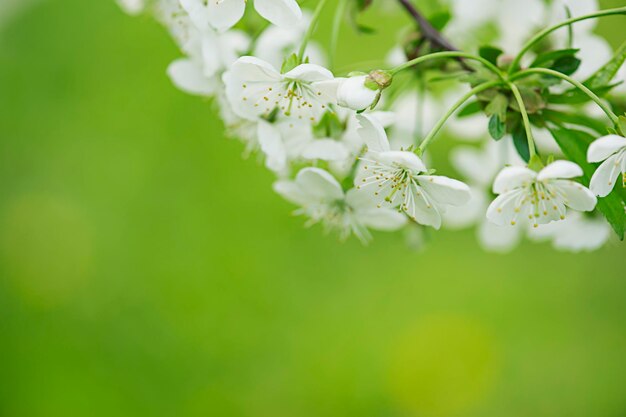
xmin=487 ymin=161 xmax=597 ymax=227
xmin=179 ymin=0 xmax=301 ymax=32
xmin=223 ymin=56 xmax=340 ymax=123
xmin=337 ymin=76 xmax=379 ymax=111
xmin=529 ymin=212 xmax=611 ymax=252
xmin=354 ymin=114 xmax=471 ymax=229
xmin=274 ymin=168 xmax=407 ymax=243
xmin=587 ymin=134 xmax=626 ymax=197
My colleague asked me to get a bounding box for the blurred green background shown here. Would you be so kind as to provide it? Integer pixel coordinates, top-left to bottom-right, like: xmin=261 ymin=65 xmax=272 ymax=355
xmin=1 ymin=0 xmax=626 ymax=416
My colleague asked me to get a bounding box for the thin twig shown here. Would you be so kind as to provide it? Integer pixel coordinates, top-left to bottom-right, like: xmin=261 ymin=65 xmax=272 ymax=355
xmin=396 ymin=0 xmax=458 ymax=52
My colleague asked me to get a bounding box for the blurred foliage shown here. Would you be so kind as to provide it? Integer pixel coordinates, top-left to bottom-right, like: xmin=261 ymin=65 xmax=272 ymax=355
xmin=0 ymin=0 xmax=625 ymax=416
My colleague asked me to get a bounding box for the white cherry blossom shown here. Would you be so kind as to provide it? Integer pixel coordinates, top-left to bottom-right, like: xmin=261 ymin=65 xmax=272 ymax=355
xmin=487 ymin=161 xmax=597 ymax=228
xmin=179 ymin=0 xmax=301 ymax=31
xmin=354 ymin=114 xmax=471 ymax=229
xmin=223 ymin=56 xmax=340 ymax=123
xmin=529 ymin=212 xmax=611 ymax=252
xmin=274 ymin=168 xmax=407 ymax=243
xmin=587 ymin=134 xmax=626 ymax=197
xmin=337 ymin=76 xmax=379 ymax=111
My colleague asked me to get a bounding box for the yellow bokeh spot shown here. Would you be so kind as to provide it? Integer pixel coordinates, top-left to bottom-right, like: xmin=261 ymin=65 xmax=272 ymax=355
xmin=0 ymin=194 xmax=93 ymax=308
xmin=388 ymin=314 xmax=499 ymax=417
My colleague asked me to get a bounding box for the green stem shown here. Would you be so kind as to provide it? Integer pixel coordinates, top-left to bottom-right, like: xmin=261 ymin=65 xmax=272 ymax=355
xmin=297 ymin=0 xmax=329 ymax=62
xmin=390 ymin=51 xmax=506 ymax=81
xmin=511 ymin=68 xmax=620 ymax=127
xmin=418 ymin=80 xmax=503 ymax=152
xmin=329 ymin=0 xmax=348 ymax=70
xmin=508 ymin=6 xmax=626 ymax=74
xmin=508 ymin=82 xmax=537 ymax=159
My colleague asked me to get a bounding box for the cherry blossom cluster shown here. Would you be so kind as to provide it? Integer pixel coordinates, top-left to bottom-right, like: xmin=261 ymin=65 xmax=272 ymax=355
xmin=118 ymin=0 xmax=626 ymax=252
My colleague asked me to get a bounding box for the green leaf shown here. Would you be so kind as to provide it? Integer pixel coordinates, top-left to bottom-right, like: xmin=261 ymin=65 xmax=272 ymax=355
xmin=551 ymin=55 xmax=581 ymax=76
xmin=281 ymin=53 xmax=299 ymax=73
xmin=485 ymin=93 xmax=508 ymax=121
xmin=548 ymin=83 xmax=621 ymax=104
xmin=531 ymin=48 xmax=579 ymax=68
xmin=549 ymin=127 xmax=626 ymax=239
xmin=458 ymin=101 xmax=482 ymax=118
xmin=488 ymin=115 xmax=506 ymax=140
xmin=429 ymin=10 xmax=451 ymax=31
xmin=479 ymin=46 xmax=503 ymax=66
xmin=512 ymin=124 xmax=530 ymax=162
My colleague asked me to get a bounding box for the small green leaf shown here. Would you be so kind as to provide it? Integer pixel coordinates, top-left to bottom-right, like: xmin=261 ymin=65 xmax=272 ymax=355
xmin=549 ymin=127 xmax=626 ymax=239
xmin=479 ymin=46 xmax=503 ymax=66
xmin=485 ymin=93 xmax=508 ymax=122
xmin=531 ymin=48 xmax=579 ymax=68
xmin=542 ymin=109 xmax=609 ymax=135
xmin=488 ymin=114 xmax=506 ymax=140
xmin=281 ymin=53 xmax=299 ymax=73
xmin=551 ymin=55 xmax=581 ymax=76
xmin=512 ymin=124 xmax=530 ymax=162
xmin=429 ymin=10 xmax=452 ymax=31
xmin=458 ymin=101 xmax=482 ymax=118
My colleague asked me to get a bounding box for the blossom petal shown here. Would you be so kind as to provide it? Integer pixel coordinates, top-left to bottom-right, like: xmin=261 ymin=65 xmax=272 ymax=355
xmin=257 ymin=121 xmax=287 ymax=173
xmin=589 ymin=153 xmax=623 ymax=197
xmin=254 ymin=0 xmax=302 ymax=28
xmin=417 ymin=175 xmax=471 ymax=206
xmin=356 ymin=114 xmax=391 ymax=153
xmin=587 ymin=134 xmax=626 ymax=163
xmin=283 ymin=64 xmax=334 ymax=82
xmin=295 ymin=168 xmax=344 ymax=202
xmin=337 ymin=76 xmax=378 ymax=111
xmin=356 ymin=208 xmax=408 ymax=231
xmin=229 ymin=56 xmax=281 ymax=82
xmin=492 ymin=166 xmax=536 ymax=194
xmin=553 ymin=180 xmax=597 ymax=211
xmin=486 ymin=189 xmax=529 ymax=226
xmin=167 ymin=59 xmax=216 ymax=96
xmin=478 ymin=221 xmax=524 ymax=253
xmin=379 ymin=151 xmax=427 ymax=172
xmin=207 ymin=0 xmax=246 ymax=31
xmin=404 ymin=188 xmax=443 ymax=229
xmin=273 ymin=180 xmax=311 ymax=206
xmin=537 ymin=160 xmax=583 ymax=181
xmin=301 ymin=140 xmax=349 ymax=161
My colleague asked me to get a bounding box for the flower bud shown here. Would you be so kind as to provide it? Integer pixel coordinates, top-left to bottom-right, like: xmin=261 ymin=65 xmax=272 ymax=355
xmin=337 ymin=75 xmax=379 ymax=111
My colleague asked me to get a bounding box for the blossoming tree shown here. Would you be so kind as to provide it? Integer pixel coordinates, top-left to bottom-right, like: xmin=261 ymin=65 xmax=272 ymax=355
xmin=118 ymin=0 xmax=626 ymax=252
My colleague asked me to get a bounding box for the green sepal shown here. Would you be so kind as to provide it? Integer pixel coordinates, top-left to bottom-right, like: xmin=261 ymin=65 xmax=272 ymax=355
xmin=281 ymin=53 xmax=299 ymax=73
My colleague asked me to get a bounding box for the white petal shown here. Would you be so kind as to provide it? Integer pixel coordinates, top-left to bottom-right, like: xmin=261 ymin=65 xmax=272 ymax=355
xmin=273 ymin=180 xmax=311 ymax=206
xmin=404 ymin=187 xmax=443 ymax=229
xmin=587 ymin=135 xmax=626 ymax=163
xmin=301 ymin=140 xmax=349 ymax=161
xmin=179 ymin=0 xmax=211 ymax=29
xmin=379 ymin=151 xmax=427 ymax=173
xmin=230 ymin=56 xmax=281 ymax=82
xmin=167 ymin=59 xmax=216 ymax=96
xmin=553 ymin=180 xmax=597 ymax=211
xmin=283 ymin=63 xmax=334 ymax=82
xmin=441 ymin=187 xmax=488 ymax=230
xmin=589 ymin=153 xmax=623 ymax=197
xmin=417 ymin=175 xmax=471 ymax=206
xmin=254 ymin=0 xmax=302 ymax=27
xmin=478 ymin=220 xmax=524 ymax=253
xmin=207 ymin=0 xmax=246 ymax=31
xmin=486 ymin=189 xmax=529 ymax=226
xmin=336 ymin=76 xmax=378 ymax=111
xmin=257 ymin=121 xmax=287 ymax=173
xmin=537 ymin=160 xmax=583 ymax=181
xmin=492 ymin=166 xmax=537 ymax=194
xmin=295 ymin=168 xmax=344 ymax=202
xmin=356 ymin=114 xmax=391 ymax=153
xmin=356 ymin=208 xmax=408 ymax=231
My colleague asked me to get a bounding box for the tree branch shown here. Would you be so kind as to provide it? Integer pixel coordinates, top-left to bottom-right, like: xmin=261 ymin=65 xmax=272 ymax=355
xmin=396 ymin=0 xmax=459 ymax=52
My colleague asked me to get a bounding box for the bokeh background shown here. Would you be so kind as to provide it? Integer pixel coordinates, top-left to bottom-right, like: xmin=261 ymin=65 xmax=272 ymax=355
xmin=1 ymin=0 xmax=625 ymax=416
